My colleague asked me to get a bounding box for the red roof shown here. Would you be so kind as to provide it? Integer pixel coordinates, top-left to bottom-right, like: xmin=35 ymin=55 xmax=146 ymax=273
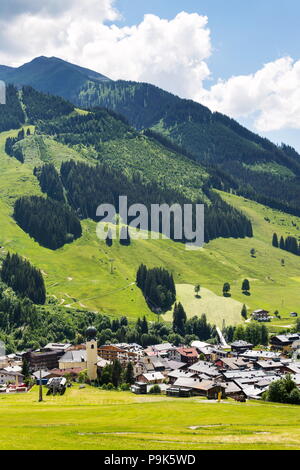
xmin=49 ymin=368 xmax=84 ymax=376
xmin=176 ymin=347 xmax=198 ymax=358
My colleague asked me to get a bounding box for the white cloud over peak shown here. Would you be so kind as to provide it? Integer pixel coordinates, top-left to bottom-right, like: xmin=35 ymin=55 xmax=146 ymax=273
xmin=0 ymin=2 xmax=300 ymax=134
xmin=0 ymin=5 xmax=212 ymax=100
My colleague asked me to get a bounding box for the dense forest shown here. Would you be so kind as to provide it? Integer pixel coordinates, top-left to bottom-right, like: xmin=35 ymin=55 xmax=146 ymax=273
xmin=0 ymin=85 xmax=25 ymax=132
xmin=1 ymin=253 xmax=46 ymax=304
xmin=5 ymin=128 xmax=29 ymax=163
xmin=136 ymin=265 xmax=176 ymax=313
xmin=216 ymin=161 xmax=300 ymax=217
xmin=14 ymin=196 xmax=82 ymax=250
xmin=36 ymin=109 xmax=134 ymax=149
xmin=58 ymin=160 xmax=252 ymax=243
xmin=34 ymin=164 xmax=65 ymax=202
xmin=0 ymin=84 xmax=74 ymax=134
xmin=224 ymin=323 xmax=269 ymax=347
xmin=22 ymin=86 xmax=74 ymax=122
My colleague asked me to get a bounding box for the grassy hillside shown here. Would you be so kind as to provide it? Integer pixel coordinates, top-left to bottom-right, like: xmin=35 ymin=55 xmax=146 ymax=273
xmin=0 ymin=385 xmax=299 ymax=450
xmin=99 ymin=135 xmax=209 ymax=201
xmin=1 ymin=127 xmax=300 ymax=326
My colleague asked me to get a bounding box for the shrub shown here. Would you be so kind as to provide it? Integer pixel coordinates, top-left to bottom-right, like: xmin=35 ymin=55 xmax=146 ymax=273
xmin=149 ymin=385 xmax=161 ymax=394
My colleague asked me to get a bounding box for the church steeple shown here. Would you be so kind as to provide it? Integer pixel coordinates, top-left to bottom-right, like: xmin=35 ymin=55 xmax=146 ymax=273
xmin=86 ymin=327 xmax=98 ymax=381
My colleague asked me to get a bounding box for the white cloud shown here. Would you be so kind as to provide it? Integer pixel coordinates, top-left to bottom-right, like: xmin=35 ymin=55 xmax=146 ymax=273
xmin=0 ymin=4 xmax=212 ymax=99
xmin=0 ymin=2 xmax=300 ymax=133
xmin=199 ymin=57 xmax=300 ymax=132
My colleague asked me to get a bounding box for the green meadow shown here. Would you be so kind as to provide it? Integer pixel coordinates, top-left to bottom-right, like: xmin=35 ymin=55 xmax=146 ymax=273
xmin=0 ymin=128 xmax=300 ymax=326
xmin=0 ymin=385 xmax=299 ymax=450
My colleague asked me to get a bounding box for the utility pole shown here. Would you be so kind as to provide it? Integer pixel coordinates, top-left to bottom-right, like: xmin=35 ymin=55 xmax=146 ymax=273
xmin=109 ymin=259 xmax=115 ymax=275
xmin=38 ymin=367 xmax=43 ymax=402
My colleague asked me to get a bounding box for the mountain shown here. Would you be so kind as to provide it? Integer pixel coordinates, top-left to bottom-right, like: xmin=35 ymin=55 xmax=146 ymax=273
xmin=0 ymin=64 xmax=300 ymax=332
xmin=1 ymin=57 xmax=300 ymax=217
xmin=0 ymin=56 xmax=111 ymax=102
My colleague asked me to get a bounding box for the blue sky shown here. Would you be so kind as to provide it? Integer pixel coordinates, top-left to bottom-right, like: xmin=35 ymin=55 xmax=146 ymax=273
xmin=116 ymin=0 xmax=300 ymax=81
xmin=1 ymin=0 xmax=300 ymax=150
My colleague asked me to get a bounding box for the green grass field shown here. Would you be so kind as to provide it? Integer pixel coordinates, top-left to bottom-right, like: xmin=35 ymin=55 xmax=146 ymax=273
xmin=1 ymin=128 xmax=300 ymax=326
xmin=0 ymin=385 xmax=299 ymax=450
xmin=164 ymin=284 xmax=245 ymax=326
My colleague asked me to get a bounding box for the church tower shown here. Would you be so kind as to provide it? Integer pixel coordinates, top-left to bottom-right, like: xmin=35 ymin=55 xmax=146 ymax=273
xmin=86 ymin=326 xmax=98 ymax=381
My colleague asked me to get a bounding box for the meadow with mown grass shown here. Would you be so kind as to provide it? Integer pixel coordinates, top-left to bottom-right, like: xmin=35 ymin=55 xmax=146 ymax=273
xmin=0 ymin=384 xmax=299 ymax=450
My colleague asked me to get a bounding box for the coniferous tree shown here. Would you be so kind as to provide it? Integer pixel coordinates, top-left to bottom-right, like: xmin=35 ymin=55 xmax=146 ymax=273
xmin=111 ymin=360 xmax=122 ymax=388
xmin=242 ymin=279 xmax=250 ymax=295
xmin=223 ymin=283 xmax=231 ymax=297
xmin=241 ymin=304 xmax=248 ymax=319
xmin=173 ymin=302 xmax=187 ymax=335
xmin=272 ymin=233 xmax=279 ymax=248
xmin=125 ymin=362 xmax=135 ymax=385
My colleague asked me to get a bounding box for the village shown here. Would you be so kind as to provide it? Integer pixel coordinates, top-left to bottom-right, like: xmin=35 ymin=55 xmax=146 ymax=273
xmin=1 ymin=309 xmax=300 ymax=402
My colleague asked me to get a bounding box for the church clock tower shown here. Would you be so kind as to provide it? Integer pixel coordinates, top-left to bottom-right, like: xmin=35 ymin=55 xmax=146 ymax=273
xmin=86 ymin=326 xmax=98 ymax=381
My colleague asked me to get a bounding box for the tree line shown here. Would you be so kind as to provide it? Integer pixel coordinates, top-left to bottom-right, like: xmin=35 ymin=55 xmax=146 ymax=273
xmin=58 ymin=160 xmax=252 ymax=243
xmin=5 ymin=128 xmax=30 ymax=163
xmin=224 ymin=322 xmax=269 ymax=346
xmin=14 ymin=196 xmax=82 ymax=250
xmin=1 ymin=253 xmax=46 ymax=304
xmin=272 ymin=233 xmax=300 ymax=256
xmin=33 ymin=164 xmax=65 ymax=202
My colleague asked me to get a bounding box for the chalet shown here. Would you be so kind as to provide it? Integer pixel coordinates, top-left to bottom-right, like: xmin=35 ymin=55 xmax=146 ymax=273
xmin=240 ymin=350 xmax=281 ymax=361
xmin=144 ymin=343 xmax=175 ymax=358
xmin=98 ymin=345 xmax=138 ymax=364
xmin=136 ymin=372 xmax=165 ymax=384
xmin=231 ymin=340 xmax=253 ymax=354
xmin=0 ymin=369 xmax=23 ymax=385
xmin=252 ymin=309 xmax=270 ymax=322
xmin=215 ymin=357 xmax=250 ymax=371
xmin=170 ymin=347 xmax=199 ymax=365
xmin=255 ymin=360 xmax=283 ymax=372
xmin=224 ymin=382 xmax=246 ymax=401
xmin=166 ymin=386 xmax=193 ymax=397
xmin=172 ymin=378 xmax=226 ymax=399
xmin=188 ymin=361 xmax=220 ymax=379
xmin=24 ymin=349 xmax=63 ymax=372
xmin=162 ymin=359 xmax=186 ymax=371
xmin=167 ymin=370 xmax=196 ymax=385
xmin=270 ymin=334 xmax=300 ymax=352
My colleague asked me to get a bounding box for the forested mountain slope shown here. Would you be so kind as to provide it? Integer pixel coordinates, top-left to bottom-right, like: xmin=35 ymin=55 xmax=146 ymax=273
xmin=0 ymin=78 xmax=299 ymax=331
xmin=1 ymin=57 xmax=300 ymax=217
xmin=0 ymin=56 xmax=110 ymax=102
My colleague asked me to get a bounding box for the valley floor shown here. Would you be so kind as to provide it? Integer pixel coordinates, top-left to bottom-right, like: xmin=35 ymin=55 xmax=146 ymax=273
xmin=0 ymin=385 xmax=299 ymax=450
